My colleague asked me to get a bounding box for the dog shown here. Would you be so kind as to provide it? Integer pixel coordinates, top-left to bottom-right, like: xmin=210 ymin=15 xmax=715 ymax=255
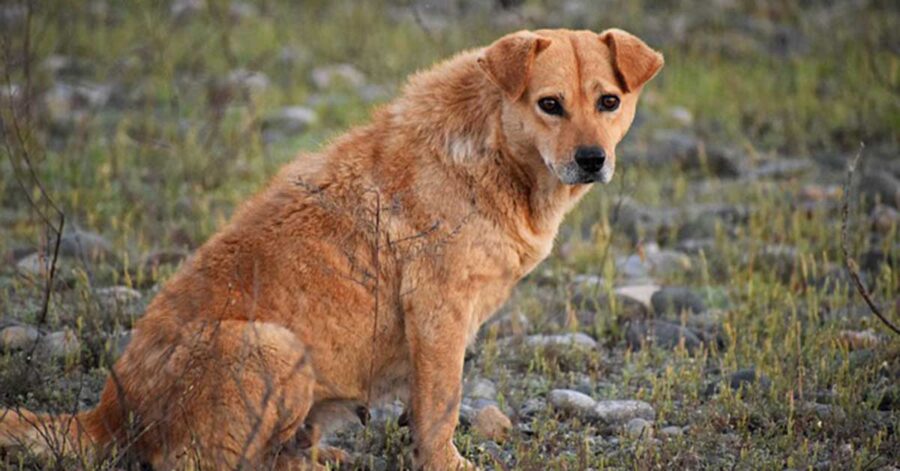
xmin=0 ymin=28 xmax=662 ymax=470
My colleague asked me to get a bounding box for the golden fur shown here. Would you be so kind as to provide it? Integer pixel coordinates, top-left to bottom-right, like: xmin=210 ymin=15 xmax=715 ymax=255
xmin=1 ymin=28 xmax=662 ymax=470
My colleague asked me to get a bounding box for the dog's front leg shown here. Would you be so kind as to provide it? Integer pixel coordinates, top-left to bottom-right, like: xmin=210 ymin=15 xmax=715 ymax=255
xmin=404 ymin=292 xmax=476 ymax=471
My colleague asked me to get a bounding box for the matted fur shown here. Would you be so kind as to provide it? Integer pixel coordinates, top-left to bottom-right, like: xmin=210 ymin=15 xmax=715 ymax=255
xmin=1 ymin=28 xmax=662 ymax=470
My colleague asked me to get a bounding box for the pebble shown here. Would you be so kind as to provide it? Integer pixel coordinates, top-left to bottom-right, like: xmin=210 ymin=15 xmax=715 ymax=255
xmin=95 ymin=286 xmax=142 ymax=315
xmin=651 ymin=287 xmax=706 ymax=315
xmin=626 ymin=320 xmax=703 ymax=352
xmin=525 ymin=332 xmax=598 ymax=349
xmin=261 ymin=106 xmax=318 ymax=143
xmin=548 ymin=389 xmax=597 ymax=416
xmin=594 ymin=400 xmax=656 ymax=425
xmin=625 ymin=417 xmax=654 ymax=439
xmin=614 ymin=284 xmax=660 ymax=311
xmin=471 ymin=405 xmax=512 ymax=442
xmin=464 ymin=377 xmax=497 ymax=401
xmin=311 ymin=63 xmax=366 ymax=90
xmin=37 ymin=330 xmax=82 ymax=360
xmin=0 ymin=325 xmax=40 ymax=351
xmin=659 ymin=425 xmax=683 ymax=438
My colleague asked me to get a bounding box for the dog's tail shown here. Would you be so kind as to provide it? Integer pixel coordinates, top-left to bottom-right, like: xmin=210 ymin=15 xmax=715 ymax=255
xmin=0 ymin=406 xmax=110 ymax=461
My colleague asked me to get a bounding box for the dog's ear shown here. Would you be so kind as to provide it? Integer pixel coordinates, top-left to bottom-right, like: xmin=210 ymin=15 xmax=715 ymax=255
xmin=600 ymin=28 xmax=664 ymax=93
xmin=478 ymin=31 xmax=552 ymax=101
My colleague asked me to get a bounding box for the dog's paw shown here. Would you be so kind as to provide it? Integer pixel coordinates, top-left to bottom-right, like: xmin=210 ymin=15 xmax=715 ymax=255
xmin=416 ymin=444 xmax=479 ymax=471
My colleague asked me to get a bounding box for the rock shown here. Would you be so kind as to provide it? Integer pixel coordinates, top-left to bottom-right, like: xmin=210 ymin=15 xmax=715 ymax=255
xmin=458 ymin=403 xmax=477 ymax=426
xmin=15 ymin=252 xmax=75 ymax=286
xmin=707 ymin=368 xmax=772 ymax=395
xmin=44 ymin=83 xmax=113 ymax=124
xmin=646 ymin=131 xmax=745 ymax=177
xmin=624 ymin=417 xmax=654 ymax=439
xmin=227 ymin=69 xmax=270 ymax=95
xmin=614 ymin=284 xmax=660 ymax=312
xmin=799 ymin=402 xmax=846 ymax=422
xmin=486 ymin=310 xmax=530 ymax=337
xmin=37 ymin=330 xmax=81 ymax=360
xmin=464 ymin=377 xmax=497 ymax=401
xmin=593 ymin=400 xmax=656 ymax=425
xmin=60 ymin=230 xmax=113 ymax=261
xmin=518 ymin=398 xmax=546 ymax=418
xmin=837 ymin=330 xmax=882 ymax=350
xmin=228 ymin=1 xmax=258 ymax=20
xmin=665 ymin=106 xmax=693 ymax=127
xmin=525 ymin=332 xmax=598 ymax=350
xmin=0 ymin=325 xmax=40 ymax=351
xmin=748 ymin=158 xmax=814 ymax=180
xmin=871 ymin=204 xmax=899 ymax=234
xmin=659 ymin=425 xmax=683 ymax=438
xmin=311 ymin=64 xmax=366 ymax=90
xmin=626 ymin=320 xmax=703 ymax=352
xmin=108 ymin=330 xmax=133 ymax=359
xmin=95 ymin=286 xmax=142 ymax=315
xmin=548 ymin=389 xmax=597 ymax=416
xmin=859 ymin=172 xmax=899 ymax=208
xmin=651 ymin=287 xmax=706 ymax=315
xmin=369 ymin=401 xmax=404 ymax=425
xmin=171 ymin=0 xmax=205 ymax=19
xmin=262 ymin=106 xmax=318 ymax=143
xmin=471 ymin=405 xmax=512 ymax=442
xmin=616 ymin=246 xmax=691 ymax=279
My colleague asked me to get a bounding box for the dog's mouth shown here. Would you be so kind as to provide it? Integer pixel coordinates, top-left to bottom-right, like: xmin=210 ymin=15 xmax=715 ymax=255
xmin=550 ymin=161 xmax=614 ymax=185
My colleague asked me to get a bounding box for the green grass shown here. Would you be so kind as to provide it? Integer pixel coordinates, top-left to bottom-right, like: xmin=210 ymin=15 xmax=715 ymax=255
xmin=1 ymin=0 xmax=898 ymax=469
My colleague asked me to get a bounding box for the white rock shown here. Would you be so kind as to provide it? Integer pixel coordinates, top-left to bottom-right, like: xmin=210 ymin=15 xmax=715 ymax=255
xmin=0 ymin=325 xmax=40 ymax=350
xmin=311 ymin=63 xmax=366 ymax=89
xmin=525 ymin=332 xmax=597 ymax=349
xmin=593 ymin=400 xmax=656 ymax=425
xmin=614 ymin=284 xmax=661 ymax=311
xmin=464 ymin=377 xmax=497 ymax=401
xmin=548 ymin=389 xmax=597 ymax=415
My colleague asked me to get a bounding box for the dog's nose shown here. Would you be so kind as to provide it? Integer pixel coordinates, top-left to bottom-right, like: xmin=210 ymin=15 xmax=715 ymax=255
xmin=574 ymin=146 xmax=606 ymax=173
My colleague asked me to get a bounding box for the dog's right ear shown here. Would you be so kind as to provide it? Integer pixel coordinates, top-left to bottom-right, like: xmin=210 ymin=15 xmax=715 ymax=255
xmin=478 ymin=31 xmax=552 ymax=101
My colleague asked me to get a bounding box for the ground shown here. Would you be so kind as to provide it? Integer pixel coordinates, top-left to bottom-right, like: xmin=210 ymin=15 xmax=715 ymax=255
xmin=0 ymin=0 xmax=898 ymax=469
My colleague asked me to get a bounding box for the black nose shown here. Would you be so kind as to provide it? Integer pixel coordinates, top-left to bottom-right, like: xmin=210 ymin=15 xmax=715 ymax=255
xmin=574 ymin=146 xmax=606 ymax=173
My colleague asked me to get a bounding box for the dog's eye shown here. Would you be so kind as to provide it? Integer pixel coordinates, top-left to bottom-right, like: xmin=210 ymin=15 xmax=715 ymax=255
xmin=597 ymin=94 xmax=620 ymax=112
xmin=537 ymin=97 xmax=564 ymax=116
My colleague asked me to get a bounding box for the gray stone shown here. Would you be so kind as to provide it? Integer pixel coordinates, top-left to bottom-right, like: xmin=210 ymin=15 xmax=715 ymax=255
xmin=458 ymin=403 xmax=477 ymax=426
xmin=311 ymin=64 xmax=366 ymax=90
xmin=548 ymin=389 xmax=597 ymax=416
xmin=37 ymin=330 xmax=81 ymax=359
xmin=227 ymin=69 xmax=270 ymax=95
xmin=464 ymin=377 xmax=497 ymax=401
xmin=625 ymin=417 xmax=654 ymax=439
xmin=707 ymin=368 xmax=772 ymax=396
xmin=626 ymin=320 xmax=703 ymax=352
xmin=525 ymin=332 xmax=597 ymax=350
xmin=593 ymin=400 xmax=656 ymax=425
xmin=614 ymin=284 xmax=660 ymax=312
xmin=518 ymin=398 xmax=546 ymax=418
xmin=486 ymin=310 xmax=530 ymax=337
xmin=262 ymin=106 xmax=318 ymax=143
xmin=95 ymin=286 xmax=142 ymax=315
xmin=651 ymin=287 xmax=706 ymax=315
xmin=748 ymin=158 xmax=814 ymax=180
xmin=60 ymin=230 xmax=113 ymax=261
xmin=860 ymin=172 xmax=899 ymax=208
xmin=0 ymin=325 xmax=40 ymax=351
xmin=171 ymin=0 xmax=205 ymax=19
xmin=659 ymin=425 xmax=683 ymax=438
xmin=871 ymin=204 xmax=899 ymax=234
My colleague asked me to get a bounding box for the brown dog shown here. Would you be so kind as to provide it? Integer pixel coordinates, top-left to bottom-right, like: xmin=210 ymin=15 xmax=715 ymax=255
xmin=0 ymin=28 xmax=662 ymax=470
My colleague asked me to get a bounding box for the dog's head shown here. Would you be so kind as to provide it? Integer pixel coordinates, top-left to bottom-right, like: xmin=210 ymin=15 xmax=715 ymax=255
xmin=478 ymin=29 xmax=663 ymax=184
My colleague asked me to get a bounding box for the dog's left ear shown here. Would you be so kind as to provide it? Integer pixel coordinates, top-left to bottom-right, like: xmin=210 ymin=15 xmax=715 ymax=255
xmin=478 ymin=31 xmax=552 ymax=101
xmin=600 ymin=29 xmax=664 ymax=93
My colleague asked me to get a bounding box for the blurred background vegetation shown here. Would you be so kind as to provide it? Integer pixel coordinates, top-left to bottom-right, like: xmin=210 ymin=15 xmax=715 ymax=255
xmin=1 ymin=0 xmax=898 ymax=469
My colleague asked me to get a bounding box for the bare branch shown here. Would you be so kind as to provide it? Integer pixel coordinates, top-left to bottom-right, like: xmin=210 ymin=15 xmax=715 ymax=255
xmin=840 ymin=143 xmax=900 ymax=336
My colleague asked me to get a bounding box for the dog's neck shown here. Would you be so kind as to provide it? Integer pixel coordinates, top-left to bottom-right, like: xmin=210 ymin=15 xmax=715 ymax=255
xmin=391 ymin=51 xmax=591 ymax=252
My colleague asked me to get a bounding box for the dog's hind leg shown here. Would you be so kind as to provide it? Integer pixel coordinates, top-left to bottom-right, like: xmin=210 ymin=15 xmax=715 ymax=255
xmin=133 ymin=320 xmax=316 ymax=470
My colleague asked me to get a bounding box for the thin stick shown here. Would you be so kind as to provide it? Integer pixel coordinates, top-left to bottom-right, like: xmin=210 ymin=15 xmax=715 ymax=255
xmin=840 ymin=143 xmax=900 ymax=336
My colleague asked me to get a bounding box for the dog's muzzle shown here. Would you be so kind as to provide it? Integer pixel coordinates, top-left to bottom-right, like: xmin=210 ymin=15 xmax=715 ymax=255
xmin=555 ymin=146 xmax=614 ymax=184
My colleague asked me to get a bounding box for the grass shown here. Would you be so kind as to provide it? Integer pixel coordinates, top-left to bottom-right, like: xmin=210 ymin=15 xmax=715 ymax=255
xmin=1 ymin=0 xmax=898 ymax=469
